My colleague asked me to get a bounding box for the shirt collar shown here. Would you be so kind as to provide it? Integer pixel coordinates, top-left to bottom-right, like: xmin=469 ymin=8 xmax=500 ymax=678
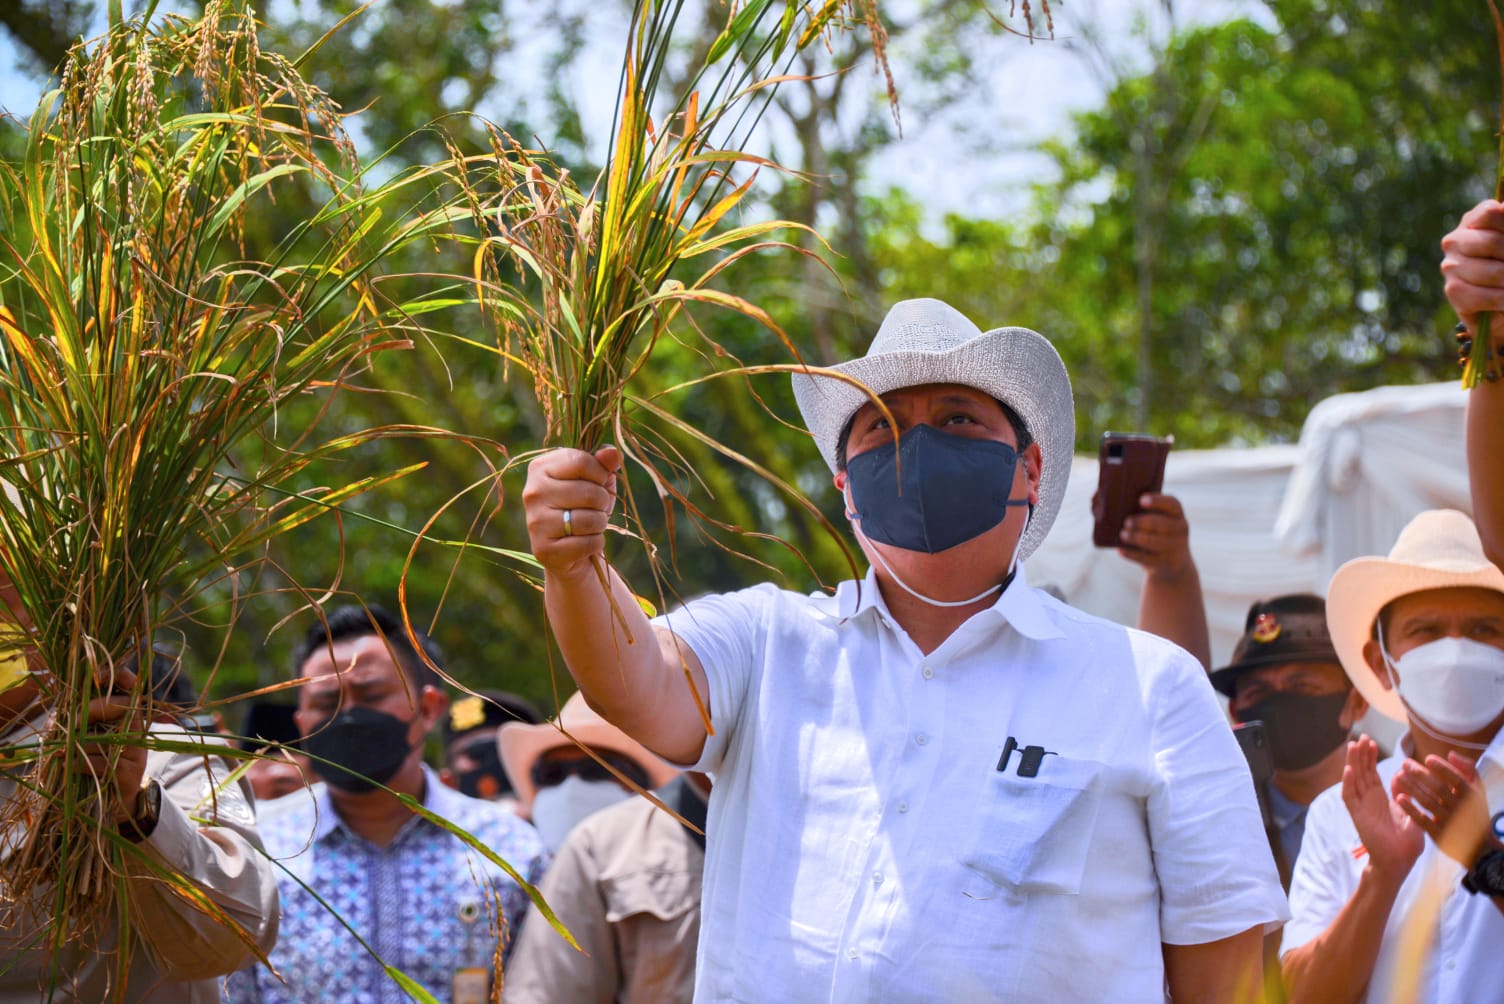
xmin=830 ymin=565 xmax=888 ymax=622
xmin=830 ymin=562 xmax=1064 ymax=642
xmin=314 ymin=763 xmax=451 ymax=844
xmin=1264 ymin=778 xmax=1305 ymax=830
xmin=983 ymin=565 xmax=1067 ymax=642
xmin=1479 ymin=728 xmax=1504 ymax=790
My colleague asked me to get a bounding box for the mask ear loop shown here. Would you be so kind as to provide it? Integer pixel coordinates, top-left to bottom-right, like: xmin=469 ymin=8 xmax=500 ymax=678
xmin=844 ymin=484 xmax=1026 ymax=610
xmin=1376 ymin=619 xmax=1490 ymax=752
xmin=864 ymin=546 xmax=1004 ymax=609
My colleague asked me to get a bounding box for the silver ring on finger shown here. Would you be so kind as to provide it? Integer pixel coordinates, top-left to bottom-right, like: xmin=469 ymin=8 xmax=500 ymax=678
xmin=562 ymin=508 xmax=574 ymax=537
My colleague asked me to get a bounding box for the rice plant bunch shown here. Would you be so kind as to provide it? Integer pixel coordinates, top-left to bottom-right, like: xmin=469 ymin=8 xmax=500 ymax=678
xmin=473 ymin=0 xmax=1060 ymax=452
xmin=0 ymin=0 xmax=467 ymax=943
xmin=473 ymin=0 xmax=896 ymax=456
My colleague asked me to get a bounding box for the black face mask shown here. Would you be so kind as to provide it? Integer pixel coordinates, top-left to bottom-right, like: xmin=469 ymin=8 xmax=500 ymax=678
xmin=1234 ymin=692 xmax=1350 ymax=772
xmin=301 ymin=706 xmax=415 ymax=793
xmin=453 ymin=741 xmax=512 ymax=801
xmin=845 ymin=423 xmax=1029 ymax=554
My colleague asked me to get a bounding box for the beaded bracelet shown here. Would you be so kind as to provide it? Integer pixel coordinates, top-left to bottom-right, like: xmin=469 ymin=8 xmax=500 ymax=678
xmin=1456 ymin=320 xmax=1502 ymax=385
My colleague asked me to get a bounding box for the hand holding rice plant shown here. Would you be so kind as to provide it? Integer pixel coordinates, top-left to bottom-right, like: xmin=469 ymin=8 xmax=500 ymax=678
xmin=458 ymin=2 xmax=899 ymax=636
xmin=0 ymin=0 xmax=471 ymax=952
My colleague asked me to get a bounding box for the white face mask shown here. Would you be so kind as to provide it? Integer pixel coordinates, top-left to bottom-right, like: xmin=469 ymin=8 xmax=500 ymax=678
xmin=529 ymin=775 xmax=630 ymax=851
xmin=1382 ymin=635 xmax=1504 ymax=740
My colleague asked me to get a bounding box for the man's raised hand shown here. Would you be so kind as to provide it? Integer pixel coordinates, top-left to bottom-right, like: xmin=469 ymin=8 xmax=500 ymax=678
xmin=522 ymin=446 xmax=622 ymax=579
xmin=1342 ymin=735 xmax=1423 ymax=880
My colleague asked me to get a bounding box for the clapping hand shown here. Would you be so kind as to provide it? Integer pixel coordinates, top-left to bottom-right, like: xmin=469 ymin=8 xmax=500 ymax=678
xmin=1392 ymin=752 xmax=1495 ymax=870
xmin=1342 ymin=735 xmax=1423 ymax=880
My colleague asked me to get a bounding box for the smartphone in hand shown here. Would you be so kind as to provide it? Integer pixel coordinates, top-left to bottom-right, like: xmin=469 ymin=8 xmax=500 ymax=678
xmin=1091 ymin=432 xmax=1172 ymax=548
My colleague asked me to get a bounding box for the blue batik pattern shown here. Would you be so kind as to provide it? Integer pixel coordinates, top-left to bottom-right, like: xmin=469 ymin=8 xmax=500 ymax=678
xmin=224 ymin=767 xmax=547 ymax=1003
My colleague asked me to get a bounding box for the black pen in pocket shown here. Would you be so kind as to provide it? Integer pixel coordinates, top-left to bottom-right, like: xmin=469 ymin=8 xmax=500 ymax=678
xmin=996 ymin=736 xmax=1018 ymax=773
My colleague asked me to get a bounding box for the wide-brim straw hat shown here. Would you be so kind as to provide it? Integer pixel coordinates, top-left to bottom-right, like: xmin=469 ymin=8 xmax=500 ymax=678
xmin=1326 ymin=509 xmax=1504 ymax=723
xmin=790 ymin=298 xmax=1074 ymax=563
xmin=497 ymin=691 xmax=678 ymax=813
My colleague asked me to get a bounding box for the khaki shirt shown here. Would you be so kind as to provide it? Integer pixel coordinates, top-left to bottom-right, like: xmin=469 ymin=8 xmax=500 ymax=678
xmin=0 ymin=714 xmax=280 ymax=1002
xmin=505 ymin=781 xmax=705 ymax=1004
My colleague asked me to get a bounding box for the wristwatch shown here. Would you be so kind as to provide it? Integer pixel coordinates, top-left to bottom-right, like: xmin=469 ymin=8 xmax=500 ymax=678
xmin=1462 ymin=847 xmax=1504 ymax=897
xmin=119 ymin=777 xmax=162 ymax=843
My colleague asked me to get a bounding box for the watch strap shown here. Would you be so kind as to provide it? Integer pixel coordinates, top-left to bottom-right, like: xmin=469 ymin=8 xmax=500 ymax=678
xmin=1462 ymin=848 xmax=1504 ymax=897
xmin=119 ymin=777 xmax=162 ymax=843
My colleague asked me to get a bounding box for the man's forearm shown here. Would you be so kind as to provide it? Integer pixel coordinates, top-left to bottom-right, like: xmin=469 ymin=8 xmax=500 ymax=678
xmin=544 ymin=561 xmax=708 ymax=764
xmin=1163 ymin=927 xmax=1263 ymax=1003
xmin=1137 ymin=565 xmax=1212 ymax=671
xmin=120 ymin=796 xmax=279 ymax=979
xmin=1281 ymin=865 xmax=1404 ymax=1004
xmin=1468 ymin=382 xmax=1504 ymax=570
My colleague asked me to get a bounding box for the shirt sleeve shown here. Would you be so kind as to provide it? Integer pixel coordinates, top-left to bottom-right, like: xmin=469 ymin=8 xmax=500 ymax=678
xmin=121 ymin=734 xmax=280 ymax=982
xmin=1280 ymin=787 xmax=1358 ymax=955
xmin=503 ymin=825 xmax=615 ymax=1004
xmin=1139 ymin=637 xmax=1290 ymax=944
xmin=652 ymin=585 xmax=771 ymax=774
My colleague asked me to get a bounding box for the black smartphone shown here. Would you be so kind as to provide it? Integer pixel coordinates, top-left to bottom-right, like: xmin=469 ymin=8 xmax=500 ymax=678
xmin=1092 ymin=432 xmax=1172 ymax=548
xmin=1232 ymin=721 xmax=1274 ymax=785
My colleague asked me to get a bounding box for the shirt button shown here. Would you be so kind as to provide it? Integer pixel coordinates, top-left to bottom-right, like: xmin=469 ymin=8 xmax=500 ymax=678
xmin=847 ymin=948 xmax=859 ymax=960
xmin=897 ymin=801 xmax=909 ymax=813
xmin=872 ymin=871 xmax=884 ymax=886
xmin=921 ymin=665 xmax=934 ymax=679
xmin=915 ymin=732 xmax=929 ymax=746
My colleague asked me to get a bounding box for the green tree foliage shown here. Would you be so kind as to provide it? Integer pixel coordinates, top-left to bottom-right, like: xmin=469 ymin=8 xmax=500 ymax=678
xmin=258 ymin=0 xmax=521 ymax=161
xmin=873 ymin=2 xmax=1498 ymax=447
xmin=0 ymin=0 xmax=93 ymax=74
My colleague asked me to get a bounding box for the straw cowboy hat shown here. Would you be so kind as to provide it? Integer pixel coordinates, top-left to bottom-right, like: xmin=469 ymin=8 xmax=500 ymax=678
xmin=1326 ymin=509 xmax=1504 ymax=723
xmin=497 ymin=691 xmax=678 ymax=813
xmin=790 ymin=297 xmax=1074 ymax=563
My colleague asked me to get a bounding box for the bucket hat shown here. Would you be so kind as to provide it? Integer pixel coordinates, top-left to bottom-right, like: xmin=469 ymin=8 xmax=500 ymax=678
xmin=1209 ymin=594 xmax=1341 ymax=698
xmin=790 ymin=298 xmax=1074 ymax=562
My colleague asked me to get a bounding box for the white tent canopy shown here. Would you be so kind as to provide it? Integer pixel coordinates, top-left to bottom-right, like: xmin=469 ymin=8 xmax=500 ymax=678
xmin=1024 ymin=381 xmax=1471 ymax=670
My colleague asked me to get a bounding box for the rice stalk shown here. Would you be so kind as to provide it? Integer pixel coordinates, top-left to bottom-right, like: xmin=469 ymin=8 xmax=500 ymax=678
xmin=0 ymin=0 xmax=472 ymax=951
xmin=1464 ymin=0 xmax=1504 ymax=389
xmin=431 ymin=1 xmax=910 ymax=675
xmin=474 ymin=2 xmax=885 ymax=451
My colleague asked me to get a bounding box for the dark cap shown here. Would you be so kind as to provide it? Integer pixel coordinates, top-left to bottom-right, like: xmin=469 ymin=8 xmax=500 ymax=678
xmin=238 ymin=702 xmax=301 ymax=752
xmin=442 ymin=690 xmax=542 ymax=744
xmin=1209 ymin=594 xmax=1342 ymax=697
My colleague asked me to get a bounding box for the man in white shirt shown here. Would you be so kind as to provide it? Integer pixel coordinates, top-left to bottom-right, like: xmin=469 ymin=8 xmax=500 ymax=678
xmin=521 ymin=298 xmax=1287 ymax=1002
xmin=1280 ymin=510 xmax=1504 ymax=1003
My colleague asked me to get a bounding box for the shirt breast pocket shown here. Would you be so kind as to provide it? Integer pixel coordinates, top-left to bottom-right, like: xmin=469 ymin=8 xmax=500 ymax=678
xmin=961 ymin=755 xmax=1106 ymax=898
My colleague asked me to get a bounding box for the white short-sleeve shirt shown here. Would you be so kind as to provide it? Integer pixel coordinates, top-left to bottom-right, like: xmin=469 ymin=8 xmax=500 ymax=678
xmin=1282 ymin=735 xmax=1504 ymax=1003
xmin=656 ymin=566 xmax=1287 ymax=1003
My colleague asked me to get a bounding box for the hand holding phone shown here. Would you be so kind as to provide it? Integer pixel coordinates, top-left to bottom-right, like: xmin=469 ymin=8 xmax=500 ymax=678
xmin=1115 ymin=493 xmax=1194 ymax=575
xmin=1092 ymin=433 xmax=1172 ymax=548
